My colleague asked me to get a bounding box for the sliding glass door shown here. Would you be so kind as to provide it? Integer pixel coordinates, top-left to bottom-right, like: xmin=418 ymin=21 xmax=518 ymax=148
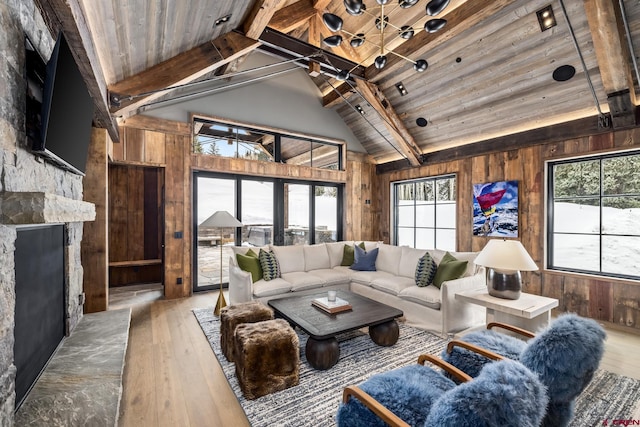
xmin=194 ymin=176 xmax=236 ymax=291
xmin=193 ymin=172 xmax=343 ymax=292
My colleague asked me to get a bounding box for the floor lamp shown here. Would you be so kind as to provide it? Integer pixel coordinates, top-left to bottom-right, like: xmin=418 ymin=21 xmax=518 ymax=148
xmin=200 ymin=211 xmax=243 ymax=316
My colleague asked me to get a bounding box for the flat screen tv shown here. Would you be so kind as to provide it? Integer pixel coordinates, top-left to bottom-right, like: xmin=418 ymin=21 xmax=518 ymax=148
xmin=27 ymin=32 xmax=94 ymax=176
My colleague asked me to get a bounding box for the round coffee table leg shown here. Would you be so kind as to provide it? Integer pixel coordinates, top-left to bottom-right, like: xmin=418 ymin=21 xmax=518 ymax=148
xmin=369 ymin=320 xmax=399 ymax=346
xmin=305 ymin=337 xmax=339 ymax=370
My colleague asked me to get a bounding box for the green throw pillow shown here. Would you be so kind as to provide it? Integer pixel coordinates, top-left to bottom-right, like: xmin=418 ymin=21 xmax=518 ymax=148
xmin=433 ymin=252 xmax=468 ymax=289
xmin=259 ymin=249 xmax=281 ymax=281
xmin=415 ymin=252 xmax=437 ymax=287
xmin=341 ymin=242 xmax=366 ymax=266
xmin=236 ymin=252 xmax=262 ymax=283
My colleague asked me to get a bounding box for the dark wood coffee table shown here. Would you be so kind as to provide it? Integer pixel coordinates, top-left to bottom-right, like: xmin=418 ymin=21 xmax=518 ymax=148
xmin=268 ymin=290 xmax=403 ymax=370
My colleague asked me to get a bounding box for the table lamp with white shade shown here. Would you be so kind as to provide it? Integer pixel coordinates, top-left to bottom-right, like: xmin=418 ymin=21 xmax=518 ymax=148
xmin=199 ymin=210 xmax=243 ymax=315
xmin=474 ymin=239 xmax=538 ymax=300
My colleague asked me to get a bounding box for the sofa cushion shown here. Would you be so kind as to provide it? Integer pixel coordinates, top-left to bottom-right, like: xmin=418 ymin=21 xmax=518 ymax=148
xmin=259 ymin=249 xmax=281 ymax=281
xmin=341 ymin=242 xmax=365 ymax=266
xmin=398 ymin=285 xmax=442 ymax=310
xmin=370 ymin=276 xmax=415 ymax=296
xmin=231 ymin=245 xmax=269 ymax=258
xmin=376 ymin=244 xmax=402 ymax=275
xmin=450 ymin=251 xmax=478 ymax=277
xmin=280 ymin=271 xmax=325 ymax=291
xmin=236 ymin=251 xmax=263 ymax=283
xmin=304 ymin=244 xmax=331 ymax=271
xmin=271 ymin=245 xmax=305 ymax=274
xmin=350 ymin=270 xmax=395 ymax=286
xmin=308 ymin=268 xmax=351 ymax=286
xmin=362 ymin=241 xmax=381 ymax=252
xmin=351 ymin=245 xmax=378 ymax=271
xmin=415 ymin=252 xmax=437 ymax=287
xmin=252 ymin=278 xmax=292 ymax=298
xmin=326 ymin=242 xmax=352 ymax=268
xmin=398 ymin=247 xmax=427 ymax=278
xmin=433 ymin=252 xmax=468 ymax=288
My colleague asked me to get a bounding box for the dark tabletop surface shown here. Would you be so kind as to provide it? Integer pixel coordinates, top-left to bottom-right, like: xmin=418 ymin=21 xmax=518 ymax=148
xmin=268 ymin=290 xmax=403 ymax=339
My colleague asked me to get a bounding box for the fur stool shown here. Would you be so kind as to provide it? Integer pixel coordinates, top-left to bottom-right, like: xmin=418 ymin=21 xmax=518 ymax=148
xmin=220 ymin=301 xmax=273 ymax=362
xmin=234 ymin=319 xmax=300 ymax=399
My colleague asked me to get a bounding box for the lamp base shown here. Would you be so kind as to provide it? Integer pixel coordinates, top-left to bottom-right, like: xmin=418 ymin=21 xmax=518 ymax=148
xmin=214 ymin=290 xmax=227 ymax=316
xmin=487 ymin=268 xmax=522 ymax=300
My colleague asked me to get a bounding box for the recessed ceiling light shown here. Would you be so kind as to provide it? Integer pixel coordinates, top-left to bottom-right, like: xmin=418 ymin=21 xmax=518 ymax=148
xmin=553 ymin=65 xmax=575 ymax=82
xmin=355 ymin=105 xmax=366 ymax=115
xmin=536 ymin=5 xmax=556 ymax=32
xmin=416 ymin=117 xmax=428 ymax=127
xmin=395 ymin=82 xmax=408 ymax=96
xmin=215 ymin=14 xmax=232 ymax=26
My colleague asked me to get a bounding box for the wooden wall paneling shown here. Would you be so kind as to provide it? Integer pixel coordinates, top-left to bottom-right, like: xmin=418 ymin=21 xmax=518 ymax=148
xmin=125 ymin=127 xmax=146 ymax=162
xmin=163 ymin=134 xmax=189 ymax=299
xmin=613 ymin=283 xmax=640 ymax=329
xmin=127 ymin=167 xmax=146 ymax=260
xmin=144 ymin=168 xmax=160 ymax=260
xmin=112 ymin=133 xmax=124 ymax=161
xmin=456 ymin=158 xmax=472 ymax=252
xmin=589 ymin=132 xmax=615 ymax=152
xmin=183 ymin=135 xmax=192 ymax=292
xmin=539 ymin=272 xmax=565 ymax=316
xmin=82 ymin=128 xmax=109 ymax=313
xmin=109 ymin=165 xmax=129 ymax=262
xmin=558 ymin=277 xmax=590 ymax=318
xmin=346 ymin=158 xmax=362 ymax=241
xmin=144 ymin=130 xmax=167 ymax=164
xmin=590 ymin=280 xmax=613 ymax=322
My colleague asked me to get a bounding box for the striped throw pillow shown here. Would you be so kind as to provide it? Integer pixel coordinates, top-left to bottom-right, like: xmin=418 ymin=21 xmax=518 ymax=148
xmin=415 ymin=252 xmax=437 ymax=287
xmin=259 ymin=249 xmax=281 ymax=281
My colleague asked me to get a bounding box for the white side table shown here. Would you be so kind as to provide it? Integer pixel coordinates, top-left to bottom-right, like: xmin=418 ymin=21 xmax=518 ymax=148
xmin=455 ymin=290 xmax=559 ymax=333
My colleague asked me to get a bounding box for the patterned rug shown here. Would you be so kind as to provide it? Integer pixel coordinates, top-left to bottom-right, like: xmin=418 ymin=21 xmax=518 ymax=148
xmin=193 ymin=308 xmax=640 ymax=427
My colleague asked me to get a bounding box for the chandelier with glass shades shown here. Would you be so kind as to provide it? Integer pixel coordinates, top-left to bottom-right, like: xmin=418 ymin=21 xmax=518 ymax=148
xmin=322 ymin=0 xmax=451 ymax=80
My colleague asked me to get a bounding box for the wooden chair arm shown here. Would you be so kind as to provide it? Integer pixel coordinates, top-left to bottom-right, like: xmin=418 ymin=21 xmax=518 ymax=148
xmin=487 ymin=322 xmax=536 ymax=339
xmin=417 ymin=354 xmax=472 ymax=383
xmin=342 ymin=386 xmax=410 ymax=427
xmin=446 ymin=339 xmax=506 ymax=361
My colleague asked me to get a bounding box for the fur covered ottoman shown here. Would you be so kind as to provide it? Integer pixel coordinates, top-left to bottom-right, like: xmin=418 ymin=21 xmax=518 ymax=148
xmin=234 ymin=318 xmax=300 ymax=399
xmin=220 ymin=301 xmax=274 ymax=362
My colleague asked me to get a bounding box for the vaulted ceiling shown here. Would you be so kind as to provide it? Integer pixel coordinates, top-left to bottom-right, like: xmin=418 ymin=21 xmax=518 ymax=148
xmin=36 ymin=0 xmax=640 ymax=167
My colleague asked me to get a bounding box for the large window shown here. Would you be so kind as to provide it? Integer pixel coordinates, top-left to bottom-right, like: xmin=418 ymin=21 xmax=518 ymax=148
xmin=393 ymin=175 xmax=456 ymax=251
xmin=547 ymin=151 xmax=640 ymax=279
xmin=193 ymin=117 xmax=344 ymax=170
xmin=193 ymin=172 xmax=343 ymax=291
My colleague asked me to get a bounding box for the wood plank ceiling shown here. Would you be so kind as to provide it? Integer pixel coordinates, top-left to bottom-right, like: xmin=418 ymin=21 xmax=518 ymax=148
xmin=41 ymin=0 xmax=640 ymax=166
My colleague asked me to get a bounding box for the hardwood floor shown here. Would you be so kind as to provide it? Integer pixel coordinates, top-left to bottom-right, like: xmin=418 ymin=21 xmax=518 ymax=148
xmin=114 ymin=286 xmax=640 ymax=426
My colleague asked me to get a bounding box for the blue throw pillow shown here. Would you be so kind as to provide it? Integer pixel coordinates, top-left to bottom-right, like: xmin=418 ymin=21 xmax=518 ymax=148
xmin=350 ymin=244 xmax=378 ymax=271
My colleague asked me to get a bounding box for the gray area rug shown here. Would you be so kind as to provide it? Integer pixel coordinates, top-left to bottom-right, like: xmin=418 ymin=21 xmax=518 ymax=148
xmin=193 ymin=307 xmax=640 ymax=427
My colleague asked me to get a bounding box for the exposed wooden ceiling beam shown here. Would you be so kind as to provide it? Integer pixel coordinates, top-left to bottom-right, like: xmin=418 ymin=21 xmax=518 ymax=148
xmin=375 ymin=113 xmax=618 ymax=173
xmin=220 ymin=0 xmax=286 ymax=77
xmin=269 ymin=0 xmax=317 ymax=34
xmin=35 ymin=0 xmax=119 ymax=142
xmin=584 ymin=0 xmax=637 ymax=128
xmin=355 ymin=80 xmax=422 ymax=166
xmin=312 ymin=0 xmax=332 ymax=11
xmin=308 ymin=13 xmax=322 ymax=47
xmin=244 ymin=0 xmax=287 ymax=39
xmin=109 ymin=31 xmax=260 ymax=118
xmin=258 ymin=28 xmax=365 ymax=79
xmin=365 ymin=0 xmax=517 ymax=82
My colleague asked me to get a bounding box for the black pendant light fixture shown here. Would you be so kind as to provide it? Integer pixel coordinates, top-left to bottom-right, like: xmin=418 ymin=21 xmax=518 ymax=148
xmin=322 ymin=0 xmax=451 ymax=78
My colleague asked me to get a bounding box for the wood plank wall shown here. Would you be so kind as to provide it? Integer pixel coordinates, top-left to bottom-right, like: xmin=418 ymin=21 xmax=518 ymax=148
xmin=376 ymin=128 xmax=640 ymax=333
xmin=109 ymin=117 xmax=191 ymax=298
xmin=82 ymin=128 xmax=109 ymax=313
xmin=108 ymin=165 xmax=164 ymax=286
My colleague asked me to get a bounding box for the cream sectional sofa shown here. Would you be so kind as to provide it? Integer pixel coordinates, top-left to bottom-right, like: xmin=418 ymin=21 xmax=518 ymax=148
xmin=228 ymin=241 xmax=486 ymax=336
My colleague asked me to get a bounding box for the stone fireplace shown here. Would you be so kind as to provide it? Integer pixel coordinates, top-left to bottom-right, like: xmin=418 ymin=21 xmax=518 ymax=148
xmin=0 ymin=2 xmax=95 ymax=424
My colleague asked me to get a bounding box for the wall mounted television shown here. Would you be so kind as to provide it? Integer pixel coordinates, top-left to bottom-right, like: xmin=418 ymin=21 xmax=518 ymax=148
xmin=26 ymin=32 xmax=94 ymax=176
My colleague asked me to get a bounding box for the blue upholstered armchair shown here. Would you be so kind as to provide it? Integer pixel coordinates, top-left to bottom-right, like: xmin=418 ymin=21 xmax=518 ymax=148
xmin=336 ymin=355 xmax=547 ymax=427
xmin=442 ymin=313 xmax=606 ymax=427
